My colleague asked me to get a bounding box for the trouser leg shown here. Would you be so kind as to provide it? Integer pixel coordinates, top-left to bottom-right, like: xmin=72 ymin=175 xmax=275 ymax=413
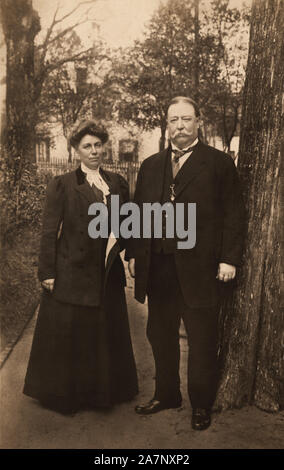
xmin=146 ymin=254 xmax=183 ymax=404
xmin=147 ymin=289 xmax=182 ymax=403
xmin=182 ymin=305 xmax=220 ymax=410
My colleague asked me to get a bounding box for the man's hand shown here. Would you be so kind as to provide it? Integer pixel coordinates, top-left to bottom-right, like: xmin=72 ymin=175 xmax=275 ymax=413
xmin=128 ymin=259 xmax=135 ymax=278
xmin=217 ymin=263 xmax=236 ymax=282
xmin=41 ymin=278 xmax=55 ymax=292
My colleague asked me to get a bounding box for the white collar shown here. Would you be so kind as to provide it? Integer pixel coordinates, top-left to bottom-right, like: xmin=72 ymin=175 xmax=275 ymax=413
xmin=171 ymin=138 xmax=199 ymax=152
xmin=81 ymin=162 xmax=101 ymax=176
xmin=80 ymin=162 xmax=110 ymax=203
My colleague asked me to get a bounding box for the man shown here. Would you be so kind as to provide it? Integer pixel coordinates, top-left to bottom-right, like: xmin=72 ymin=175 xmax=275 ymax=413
xmin=127 ymin=96 xmax=245 ymax=431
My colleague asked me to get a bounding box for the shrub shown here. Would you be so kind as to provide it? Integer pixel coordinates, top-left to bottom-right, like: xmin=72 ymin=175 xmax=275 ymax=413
xmin=0 ymin=147 xmax=53 ymax=353
xmin=0 ymin=148 xmax=53 ymax=246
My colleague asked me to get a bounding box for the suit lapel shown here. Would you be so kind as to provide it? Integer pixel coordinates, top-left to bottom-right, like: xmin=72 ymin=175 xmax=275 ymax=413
xmin=145 ymin=148 xmax=169 ymax=202
xmin=100 ymin=167 xmax=116 ymax=195
xmin=74 ymin=166 xmax=101 ymax=204
xmin=174 ymin=142 xmax=207 ymax=199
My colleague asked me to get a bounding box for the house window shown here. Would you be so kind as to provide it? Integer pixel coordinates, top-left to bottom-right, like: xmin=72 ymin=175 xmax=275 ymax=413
xmin=119 ymin=139 xmax=138 ymax=162
xmin=103 ymin=140 xmax=113 ymax=162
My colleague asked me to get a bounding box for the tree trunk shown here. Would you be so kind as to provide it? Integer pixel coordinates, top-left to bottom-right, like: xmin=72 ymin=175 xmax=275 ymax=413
xmin=215 ymin=0 xmax=284 ymax=412
xmin=224 ymin=103 xmax=240 ymax=153
xmin=1 ymin=0 xmax=40 ymax=163
xmin=193 ymin=0 xmax=200 ymax=102
xmin=0 ymin=17 xmax=7 ymax=145
xmin=67 ymin=140 xmax=73 ymax=163
xmin=159 ymin=122 xmax=167 ymax=151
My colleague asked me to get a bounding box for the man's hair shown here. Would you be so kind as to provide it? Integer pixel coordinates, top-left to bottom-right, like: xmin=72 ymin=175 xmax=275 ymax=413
xmin=166 ymin=96 xmax=200 ymax=118
xmin=69 ymin=120 xmax=109 ymax=149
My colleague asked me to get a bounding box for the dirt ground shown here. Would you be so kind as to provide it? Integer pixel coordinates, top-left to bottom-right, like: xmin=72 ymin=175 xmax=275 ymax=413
xmin=0 ymin=272 xmax=284 ymax=450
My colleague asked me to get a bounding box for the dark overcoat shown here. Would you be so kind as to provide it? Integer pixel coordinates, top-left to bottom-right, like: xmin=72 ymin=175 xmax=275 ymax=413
xmin=24 ymin=167 xmax=138 ymax=407
xmin=38 ymin=166 xmax=128 ymax=306
xmin=127 ymin=141 xmax=245 ymax=308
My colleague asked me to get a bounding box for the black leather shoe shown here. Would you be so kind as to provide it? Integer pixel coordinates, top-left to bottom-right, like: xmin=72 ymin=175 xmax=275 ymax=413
xmin=135 ymin=399 xmax=181 ymax=415
xmin=191 ymin=408 xmax=211 ymax=430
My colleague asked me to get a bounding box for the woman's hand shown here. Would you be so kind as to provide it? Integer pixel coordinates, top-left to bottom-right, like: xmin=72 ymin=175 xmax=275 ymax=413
xmin=128 ymin=259 xmax=135 ymax=278
xmin=41 ymin=278 xmax=55 ymax=292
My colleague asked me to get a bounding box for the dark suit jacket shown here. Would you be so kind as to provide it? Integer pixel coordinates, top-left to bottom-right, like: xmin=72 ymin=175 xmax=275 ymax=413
xmin=38 ymin=166 xmax=128 ymax=306
xmin=127 ymin=141 xmax=245 ymax=308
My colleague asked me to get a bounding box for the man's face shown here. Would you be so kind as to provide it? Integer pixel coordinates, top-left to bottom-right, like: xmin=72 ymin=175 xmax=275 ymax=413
xmin=167 ymin=102 xmax=200 ymax=149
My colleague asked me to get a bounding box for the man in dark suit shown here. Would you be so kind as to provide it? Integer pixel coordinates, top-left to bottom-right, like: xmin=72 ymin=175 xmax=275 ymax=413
xmin=127 ymin=96 xmax=245 ymax=430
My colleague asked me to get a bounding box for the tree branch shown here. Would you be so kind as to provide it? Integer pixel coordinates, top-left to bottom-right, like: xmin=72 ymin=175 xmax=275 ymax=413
xmin=45 ymin=48 xmax=93 ymax=73
xmin=55 ymin=1 xmax=96 ymax=25
xmin=37 ymin=0 xmax=97 ymax=66
xmin=44 ymin=18 xmax=91 ymax=47
xmin=38 ymin=3 xmax=60 ymax=64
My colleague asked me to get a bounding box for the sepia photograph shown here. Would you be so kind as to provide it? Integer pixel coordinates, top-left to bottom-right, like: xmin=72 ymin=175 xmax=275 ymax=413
xmin=0 ymin=0 xmax=283 ymax=457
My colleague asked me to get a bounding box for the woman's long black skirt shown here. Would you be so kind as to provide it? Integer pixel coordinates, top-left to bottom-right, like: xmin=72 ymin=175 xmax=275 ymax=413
xmin=23 ymin=259 xmax=138 ymax=411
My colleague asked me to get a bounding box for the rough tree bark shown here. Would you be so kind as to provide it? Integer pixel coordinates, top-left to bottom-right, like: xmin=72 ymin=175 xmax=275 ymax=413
xmin=1 ymin=0 xmax=40 ymax=162
xmin=0 ymin=17 xmax=7 ymax=144
xmin=215 ymin=0 xmax=284 ymax=411
xmin=216 ymin=0 xmax=284 ymax=412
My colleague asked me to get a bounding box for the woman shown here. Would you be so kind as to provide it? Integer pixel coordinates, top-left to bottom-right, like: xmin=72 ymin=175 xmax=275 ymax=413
xmin=23 ymin=120 xmax=138 ymax=414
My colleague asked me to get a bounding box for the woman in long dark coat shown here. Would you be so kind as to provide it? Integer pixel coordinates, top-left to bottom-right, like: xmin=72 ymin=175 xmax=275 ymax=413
xmin=23 ymin=120 xmax=138 ymax=414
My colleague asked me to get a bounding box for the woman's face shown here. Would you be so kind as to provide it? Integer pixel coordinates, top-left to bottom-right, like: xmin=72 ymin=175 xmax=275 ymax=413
xmin=76 ymin=134 xmax=104 ymax=170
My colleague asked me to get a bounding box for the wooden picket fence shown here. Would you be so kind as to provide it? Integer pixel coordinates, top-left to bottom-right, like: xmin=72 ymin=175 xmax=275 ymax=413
xmin=37 ymin=159 xmax=141 ymax=198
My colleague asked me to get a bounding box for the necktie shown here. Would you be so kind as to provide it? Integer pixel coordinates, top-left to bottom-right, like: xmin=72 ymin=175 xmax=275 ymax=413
xmin=172 ymin=145 xmax=197 ymax=178
xmin=172 ymin=148 xmax=188 ymax=163
xmin=172 ymin=144 xmax=197 ymax=163
xmin=172 ymin=158 xmax=180 ymax=179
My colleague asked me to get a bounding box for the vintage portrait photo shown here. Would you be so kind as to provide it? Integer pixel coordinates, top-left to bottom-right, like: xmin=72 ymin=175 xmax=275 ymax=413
xmin=0 ymin=0 xmax=283 ymax=456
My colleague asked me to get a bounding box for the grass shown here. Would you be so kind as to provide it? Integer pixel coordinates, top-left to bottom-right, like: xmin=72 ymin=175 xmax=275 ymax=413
xmin=0 ymin=227 xmax=41 ymax=355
